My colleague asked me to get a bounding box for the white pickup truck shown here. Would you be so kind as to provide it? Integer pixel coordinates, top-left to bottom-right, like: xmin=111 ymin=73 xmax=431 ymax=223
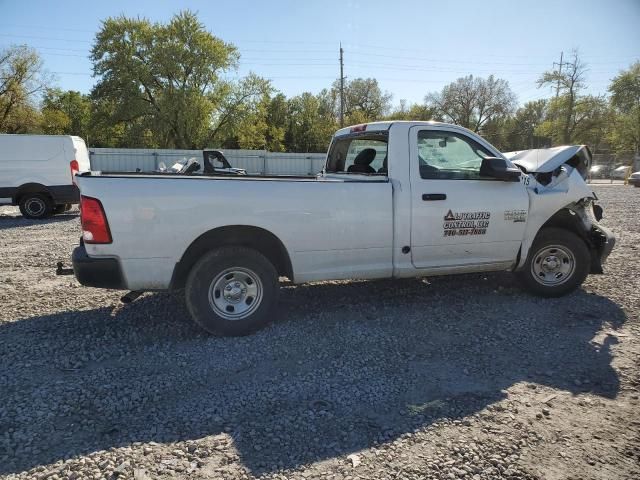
xmin=71 ymin=121 xmax=615 ymax=335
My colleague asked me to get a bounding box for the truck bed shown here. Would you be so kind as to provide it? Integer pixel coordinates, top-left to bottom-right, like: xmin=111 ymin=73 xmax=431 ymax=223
xmin=76 ymin=173 xmax=394 ymax=289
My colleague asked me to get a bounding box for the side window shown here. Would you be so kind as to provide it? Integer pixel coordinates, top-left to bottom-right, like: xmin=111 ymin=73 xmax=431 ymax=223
xmin=326 ymin=135 xmax=388 ymax=174
xmin=417 ymin=130 xmax=492 ymax=180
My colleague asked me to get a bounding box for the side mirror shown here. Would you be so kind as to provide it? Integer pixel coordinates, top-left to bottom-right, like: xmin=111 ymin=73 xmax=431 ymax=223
xmin=480 ymin=157 xmax=521 ymax=182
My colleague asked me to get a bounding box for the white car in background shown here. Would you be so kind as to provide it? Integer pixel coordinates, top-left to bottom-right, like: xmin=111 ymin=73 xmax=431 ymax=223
xmin=611 ymin=165 xmax=631 ymax=180
xmin=588 ymin=164 xmax=607 ymax=179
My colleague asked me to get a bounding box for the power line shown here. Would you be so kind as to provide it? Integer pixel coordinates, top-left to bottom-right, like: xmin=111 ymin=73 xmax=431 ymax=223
xmin=0 ymin=23 xmax=95 ymax=33
xmin=0 ymin=33 xmax=92 ymax=43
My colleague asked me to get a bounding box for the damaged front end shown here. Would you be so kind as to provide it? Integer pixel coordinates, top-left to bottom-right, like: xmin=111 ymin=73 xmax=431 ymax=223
xmin=506 ymin=145 xmax=616 ymax=273
xmin=550 ymin=198 xmax=616 ymax=273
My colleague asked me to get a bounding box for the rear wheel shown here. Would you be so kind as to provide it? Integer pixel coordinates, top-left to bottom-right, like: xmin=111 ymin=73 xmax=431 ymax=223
xmin=185 ymin=246 xmax=279 ymax=336
xmin=18 ymin=193 xmax=53 ymax=219
xmin=516 ymin=227 xmax=590 ymax=297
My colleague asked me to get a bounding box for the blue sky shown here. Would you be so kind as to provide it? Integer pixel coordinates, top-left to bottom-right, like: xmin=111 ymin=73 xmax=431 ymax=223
xmin=0 ymin=0 xmax=638 ymax=107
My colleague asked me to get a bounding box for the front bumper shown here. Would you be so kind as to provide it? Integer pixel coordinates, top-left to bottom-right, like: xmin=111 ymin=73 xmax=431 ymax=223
xmin=590 ymin=224 xmax=616 ymax=273
xmin=72 ymin=244 xmax=126 ymax=289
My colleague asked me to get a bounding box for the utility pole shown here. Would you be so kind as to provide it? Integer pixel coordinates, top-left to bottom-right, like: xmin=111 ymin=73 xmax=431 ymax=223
xmin=339 ymin=43 xmax=345 ymax=128
xmin=553 ymin=51 xmax=564 ymax=98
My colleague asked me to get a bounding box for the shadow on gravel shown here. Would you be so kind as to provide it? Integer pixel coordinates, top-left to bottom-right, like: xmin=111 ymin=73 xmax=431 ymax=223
xmin=0 ymin=273 xmax=626 ymax=475
xmin=0 ymin=212 xmax=78 ymax=230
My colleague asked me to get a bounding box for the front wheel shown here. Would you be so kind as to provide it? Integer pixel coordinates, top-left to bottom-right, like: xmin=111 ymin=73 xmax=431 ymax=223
xmin=185 ymin=247 xmax=279 ymax=336
xmin=516 ymin=227 xmax=591 ymax=297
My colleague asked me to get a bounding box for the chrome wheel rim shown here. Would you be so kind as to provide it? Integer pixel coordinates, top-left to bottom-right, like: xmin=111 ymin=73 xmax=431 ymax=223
xmin=25 ymin=198 xmax=45 ymax=217
xmin=208 ymin=267 xmax=263 ymax=320
xmin=531 ymin=244 xmax=575 ymax=286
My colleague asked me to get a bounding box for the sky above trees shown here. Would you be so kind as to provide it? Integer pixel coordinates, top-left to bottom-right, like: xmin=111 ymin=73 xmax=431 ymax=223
xmin=2 ymin=10 xmax=638 ymax=157
xmin=0 ymin=0 xmax=638 ymax=105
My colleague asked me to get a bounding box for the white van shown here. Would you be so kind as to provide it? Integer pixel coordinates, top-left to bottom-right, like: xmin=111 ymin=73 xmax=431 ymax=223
xmin=0 ymin=134 xmax=91 ymax=218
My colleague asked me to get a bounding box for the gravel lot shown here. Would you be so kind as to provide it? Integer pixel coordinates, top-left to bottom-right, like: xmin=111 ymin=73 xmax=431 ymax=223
xmin=1 ymin=186 xmax=639 ymax=480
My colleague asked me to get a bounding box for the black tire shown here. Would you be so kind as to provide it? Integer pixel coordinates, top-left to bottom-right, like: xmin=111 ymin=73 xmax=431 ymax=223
xmin=18 ymin=193 xmax=53 ymax=219
xmin=516 ymin=227 xmax=590 ymax=297
xmin=185 ymin=246 xmax=279 ymax=336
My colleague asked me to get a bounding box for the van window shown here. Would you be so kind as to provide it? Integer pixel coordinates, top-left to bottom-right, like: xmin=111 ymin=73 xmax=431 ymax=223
xmin=326 ymin=133 xmax=388 ymax=174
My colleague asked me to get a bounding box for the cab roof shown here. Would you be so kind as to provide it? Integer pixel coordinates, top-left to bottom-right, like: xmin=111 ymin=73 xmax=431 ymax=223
xmin=333 ymin=120 xmax=477 ymax=137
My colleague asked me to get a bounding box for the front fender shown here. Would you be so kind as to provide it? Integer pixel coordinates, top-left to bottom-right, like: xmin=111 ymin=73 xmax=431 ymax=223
xmin=516 ymin=168 xmax=597 ymax=270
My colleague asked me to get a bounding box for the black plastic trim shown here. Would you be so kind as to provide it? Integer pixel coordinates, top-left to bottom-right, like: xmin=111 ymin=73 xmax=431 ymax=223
xmin=49 ymin=185 xmax=80 ymax=204
xmin=72 ymin=245 xmax=126 ymax=289
xmin=422 ymin=193 xmax=447 ymax=201
xmin=0 ymin=184 xmax=79 ymax=205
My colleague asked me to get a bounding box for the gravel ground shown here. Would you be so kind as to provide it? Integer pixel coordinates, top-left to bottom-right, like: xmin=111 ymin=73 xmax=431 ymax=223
xmin=0 ymin=186 xmax=639 ymax=480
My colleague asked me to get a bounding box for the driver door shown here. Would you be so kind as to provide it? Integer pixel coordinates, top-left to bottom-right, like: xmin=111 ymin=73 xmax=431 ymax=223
xmin=409 ymin=126 xmax=529 ymax=270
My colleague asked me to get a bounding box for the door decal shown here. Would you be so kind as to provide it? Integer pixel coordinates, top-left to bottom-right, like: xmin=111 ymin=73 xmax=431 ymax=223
xmin=504 ymin=209 xmax=527 ymax=222
xmin=443 ymin=210 xmax=491 ymax=237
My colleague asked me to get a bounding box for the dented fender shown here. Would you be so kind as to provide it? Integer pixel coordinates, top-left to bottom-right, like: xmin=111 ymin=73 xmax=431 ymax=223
xmin=516 ymin=167 xmax=614 ymax=270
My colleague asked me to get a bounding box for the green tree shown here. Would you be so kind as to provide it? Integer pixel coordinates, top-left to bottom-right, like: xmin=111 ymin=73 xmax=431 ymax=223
xmin=264 ymin=93 xmax=288 ymax=152
xmin=607 ymin=62 xmax=640 ymax=154
xmin=208 ymin=74 xmax=272 ymax=148
xmin=425 ymin=75 xmax=516 ymax=132
xmin=90 ymin=10 xmax=269 ymax=149
xmin=537 ymin=49 xmax=588 ymax=144
xmin=386 ymin=99 xmax=438 ymax=121
xmin=0 ymin=45 xmax=48 ymax=133
xmin=285 ymin=92 xmax=337 ymax=152
xmin=536 ymin=94 xmax=609 ymax=148
xmin=41 ymin=88 xmax=91 ymax=138
xmin=491 ymin=99 xmax=549 ymax=151
xmin=322 ymin=78 xmax=392 ymax=124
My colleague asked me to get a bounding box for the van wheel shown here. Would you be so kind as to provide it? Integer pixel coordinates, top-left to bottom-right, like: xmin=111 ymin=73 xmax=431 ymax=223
xmin=516 ymin=227 xmax=590 ymax=297
xmin=185 ymin=247 xmax=279 ymax=336
xmin=19 ymin=194 xmax=53 ymax=219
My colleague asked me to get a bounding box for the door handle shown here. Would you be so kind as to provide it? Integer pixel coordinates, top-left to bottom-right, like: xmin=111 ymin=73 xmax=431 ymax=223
xmin=422 ymin=193 xmax=447 ymax=201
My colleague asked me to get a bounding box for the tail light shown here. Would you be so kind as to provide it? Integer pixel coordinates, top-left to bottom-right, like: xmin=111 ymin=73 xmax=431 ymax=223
xmin=70 ymin=160 xmax=79 ymax=183
xmin=80 ymin=196 xmax=112 ymax=244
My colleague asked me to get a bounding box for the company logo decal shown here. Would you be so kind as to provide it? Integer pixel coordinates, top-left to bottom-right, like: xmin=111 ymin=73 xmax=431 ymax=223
xmin=443 ymin=210 xmax=490 ymax=237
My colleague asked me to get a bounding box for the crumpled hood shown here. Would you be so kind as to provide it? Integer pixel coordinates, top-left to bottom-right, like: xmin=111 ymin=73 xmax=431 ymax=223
xmin=504 ymin=145 xmax=591 ymax=174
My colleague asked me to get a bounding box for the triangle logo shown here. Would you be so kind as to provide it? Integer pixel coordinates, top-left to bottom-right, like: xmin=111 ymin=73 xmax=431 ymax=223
xmin=444 ymin=210 xmax=455 ymax=221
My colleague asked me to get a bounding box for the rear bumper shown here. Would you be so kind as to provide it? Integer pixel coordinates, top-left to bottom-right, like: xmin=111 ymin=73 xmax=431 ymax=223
xmin=72 ymin=244 xmax=126 ymax=289
xmin=50 ymin=185 xmax=80 ymax=204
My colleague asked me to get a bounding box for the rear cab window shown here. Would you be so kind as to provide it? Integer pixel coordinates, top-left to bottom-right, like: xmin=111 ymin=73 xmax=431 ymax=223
xmin=326 ymin=132 xmax=388 ymax=175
